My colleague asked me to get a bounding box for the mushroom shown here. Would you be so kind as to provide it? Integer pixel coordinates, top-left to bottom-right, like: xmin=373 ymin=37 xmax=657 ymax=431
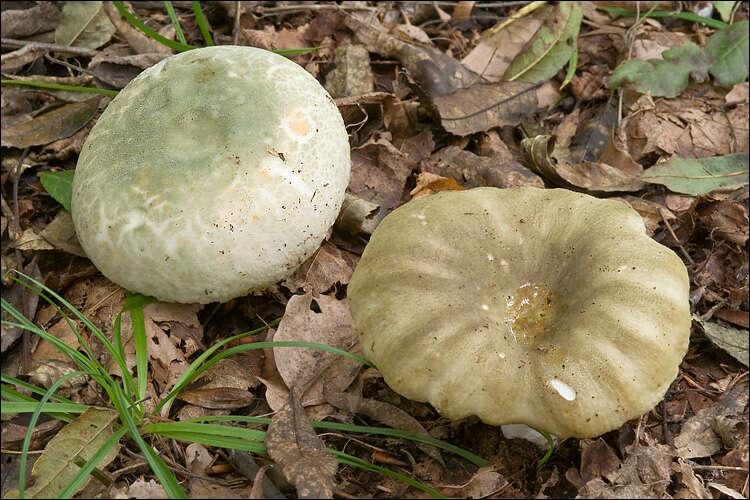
xmin=72 ymin=46 xmax=350 ymax=303
xmin=347 ymin=187 xmax=691 ymax=438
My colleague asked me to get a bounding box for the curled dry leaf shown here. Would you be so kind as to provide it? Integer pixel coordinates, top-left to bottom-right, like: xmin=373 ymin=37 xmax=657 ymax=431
xmin=265 ymin=390 xmax=338 ymax=499
xmin=334 ymin=193 xmax=380 ymax=235
xmin=324 ymin=43 xmax=374 ymax=98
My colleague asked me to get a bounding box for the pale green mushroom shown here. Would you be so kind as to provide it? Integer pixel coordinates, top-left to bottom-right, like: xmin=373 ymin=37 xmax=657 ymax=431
xmin=72 ymin=46 xmax=350 ymax=303
xmin=348 ymin=187 xmax=691 ymax=438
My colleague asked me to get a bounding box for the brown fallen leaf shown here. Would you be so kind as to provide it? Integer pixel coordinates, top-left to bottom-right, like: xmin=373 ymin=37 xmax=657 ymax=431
xmin=1 ymin=97 xmax=101 ymax=148
xmin=434 ymin=80 xmax=540 ymax=135
xmin=273 ymin=293 xmax=359 ymax=407
xmin=177 ymin=387 xmax=255 ymax=410
xmin=461 ymin=6 xmax=547 ymax=81
xmin=283 ymin=241 xmax=359 ymax=293
xmin=439 ymin=467 xmax=508 ymax=498
xmin=325 ymin=43 xmax=374 ymax=98
xmin=421 ymin=145 xmax=543 ymax=189
xmin=522 ymin=132 xmax=644 ymax=193
xmin=334 ymin=193 xmax=380 ymax=236
xmin=674 ymin=380 xmax=749 ymax=458
xmin=265 ymin=389 xmax=338 ymax=499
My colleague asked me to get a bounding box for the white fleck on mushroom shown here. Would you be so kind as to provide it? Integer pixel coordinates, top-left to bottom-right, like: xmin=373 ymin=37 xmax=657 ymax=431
xmin=347 ymin=187 xmax=691 ymax=438
xmin=72 ymin=46 xmax=350 ymax=303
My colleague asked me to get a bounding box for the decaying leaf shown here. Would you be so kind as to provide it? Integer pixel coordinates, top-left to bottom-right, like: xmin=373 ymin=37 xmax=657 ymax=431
xmin=439 ymin=467 xmax=508 ymax=498
xmin=461 ymin=6 xmax=547 ymax=81
xmin=283 ymin=241 xmax=359 ymax=293
xmin=334 ymin=193 xmax=380 ymax=235
xmin=4 ymin=408 xmax=119 ymax=498
xmin=265 ymin=390 xmax=338 ymax=498
xmin=273 ymin=293 xmax=359 ymax=406
xmin=39 ymin=210 xmax=85 ymax=257
xmin=1 ymin=98 xmax=101 ymax=149
xmin=55 ymin=1 xmax=115 ymax=49
xmin=434 ymin=81 xmax=540 ymax=135
xmin=324 ymin=43 xmax=374 ymax=98
xmin=674 ymin=380 xmax=749 ymax=458
xmin=421 ymin=145 xmax=543 ymax=189
xmin=697 ymin=318 xmax=749 ymax=367
xmin=522 ymin=133 xmax=644 ymax=193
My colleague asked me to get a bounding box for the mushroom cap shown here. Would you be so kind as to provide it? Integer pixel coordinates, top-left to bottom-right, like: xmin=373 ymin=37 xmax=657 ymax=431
xmin=72 ymin=46 xmax=350 ymax=303
xmin=347 ymin=187 xmax=691 ymax=438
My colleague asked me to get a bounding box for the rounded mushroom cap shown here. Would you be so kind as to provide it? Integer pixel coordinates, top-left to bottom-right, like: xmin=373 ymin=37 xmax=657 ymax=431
xmin=347 ymin=187 xmax=691 ymax=438
xmin=72 ymin=46 xmax=350 ymax=303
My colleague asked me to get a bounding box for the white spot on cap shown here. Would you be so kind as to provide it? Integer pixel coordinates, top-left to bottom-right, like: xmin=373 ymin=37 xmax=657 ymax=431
xmin=488 ymin=254 xmax=494 ymax=261
xmin=481 ymin=304 xmax=489 ymax=311
xmin=416 ymin=214 xmax=425 ymax=220
xmin=500 ymin=259 xmax=509 ymax=265
xmin=498 ymin=352 xmax=505 ymax=359
xmin=548 ymin=379 xmax=576 ymax=401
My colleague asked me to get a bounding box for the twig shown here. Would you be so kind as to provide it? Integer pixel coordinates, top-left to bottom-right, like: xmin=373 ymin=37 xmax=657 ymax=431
xmin=658 ymin=208 xmax=695 ymax=265
xmin=690 ymin=464 xmax=750 ymax=472
xmin=1 ymin=38 xmax=99 ymax=57
xmin=232 ymin=1 xmax=241 ymax=45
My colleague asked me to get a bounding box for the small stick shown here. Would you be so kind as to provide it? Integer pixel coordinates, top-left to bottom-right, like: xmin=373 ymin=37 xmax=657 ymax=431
xmin=1 ymin=38 xmax=99 ymax=57
xmin=658 ymin=208 xmax=695 ymax=265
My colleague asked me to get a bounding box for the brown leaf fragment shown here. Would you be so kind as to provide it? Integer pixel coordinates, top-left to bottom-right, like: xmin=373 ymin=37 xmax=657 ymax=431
xmin=324 ymin=43 xmax=374 ymax=98
xmin=1 ymin=97 xmax=100 ymax=148
xmin=349 ymin=134 xmax=414 ymax=218
xmin=334 ymin=193 xmax=380 ymax=235
xmin=569 ymin=99 xmax=618 ymax=163
xmin=273 ymin=293 xmax=358 ymax=402
xmin=265 ymin=390 xmax=338 ymax=499
xmin=714 ymin=309 xmax=750 ymax=329
xmin=177 ymin=387 xmax=255 ymax=410
xmin=695 ymin=199 xmax=748 ymax=246
xmin=283 ymin=241 xmax=359 ymax=293
xmin=579 ymin=438 xmax=622 ymax=484
xmin=1 ymin=2 xmax=61 ymax=38
xmin=344 ymin=11 xmax=475 ymax=99
xmin=1 ymin=45 xmax=46 ymax=73
xmin=421 ymin=145 xmax=543 ymax=189
xmin=674 ymin=380 xmax=749 ymax=458
xmin=102 ymin=2 xmax=171 ymax=55
xmin=440 ymin=467 xmax=508 ymax=498
xmin=675 ymin=458 xmax=712 ymax=498
xmin=39 ymin=210 xmax=86 ymax=257
xmin=434 ymin=81 xmax=539 ymax=135
xmin=461 ymin=11 xmax=545 ymax=81
xmin=324 ymin=390 xmax=444 ymax=465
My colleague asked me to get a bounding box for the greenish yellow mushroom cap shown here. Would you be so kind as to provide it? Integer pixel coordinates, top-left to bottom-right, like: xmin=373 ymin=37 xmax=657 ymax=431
xmin=347 ymin=187 xmax=691 ymax=438
xmin=72 ymin=46 xmax=350 ymax=303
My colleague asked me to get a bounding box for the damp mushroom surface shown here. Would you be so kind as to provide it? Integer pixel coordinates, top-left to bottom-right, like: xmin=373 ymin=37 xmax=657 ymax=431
xmin=71 ymin=46 xmax=351 ymax=304
xmin=347 ymin=187 xmax=691 ymax=438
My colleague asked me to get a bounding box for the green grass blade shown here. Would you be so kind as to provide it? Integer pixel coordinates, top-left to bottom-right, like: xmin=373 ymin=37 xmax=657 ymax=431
xmin=183 ymin=415 xmax=488 ymax=467
xmin=191 ymin=1 xmax=214 ymax=46
xmin=2 ymin=401 xmax=90 ymax=415
xmin=150 ymin=430 xmax=267 ymax=453
xmin=111 ymin=384 xmax=187 ymax=498
xmin=143 ymin=422 xmax=266 ymax=442
xmin=163 ymin=1 xmax=187 ymax=44
xmin=112 ymin=1 xmax=196 ymax=52
xmin=127 ymin=293 xmax=149 ymax=411
xmin=18 ymin=371 xmax=90 ymax=497
xmin=1 ymin=79 xmax=119 ymax=95
xmin=2 ymin=375 xmax=74 ymax=403
xmin=598 ymin=6 xmax=729 ymax=29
